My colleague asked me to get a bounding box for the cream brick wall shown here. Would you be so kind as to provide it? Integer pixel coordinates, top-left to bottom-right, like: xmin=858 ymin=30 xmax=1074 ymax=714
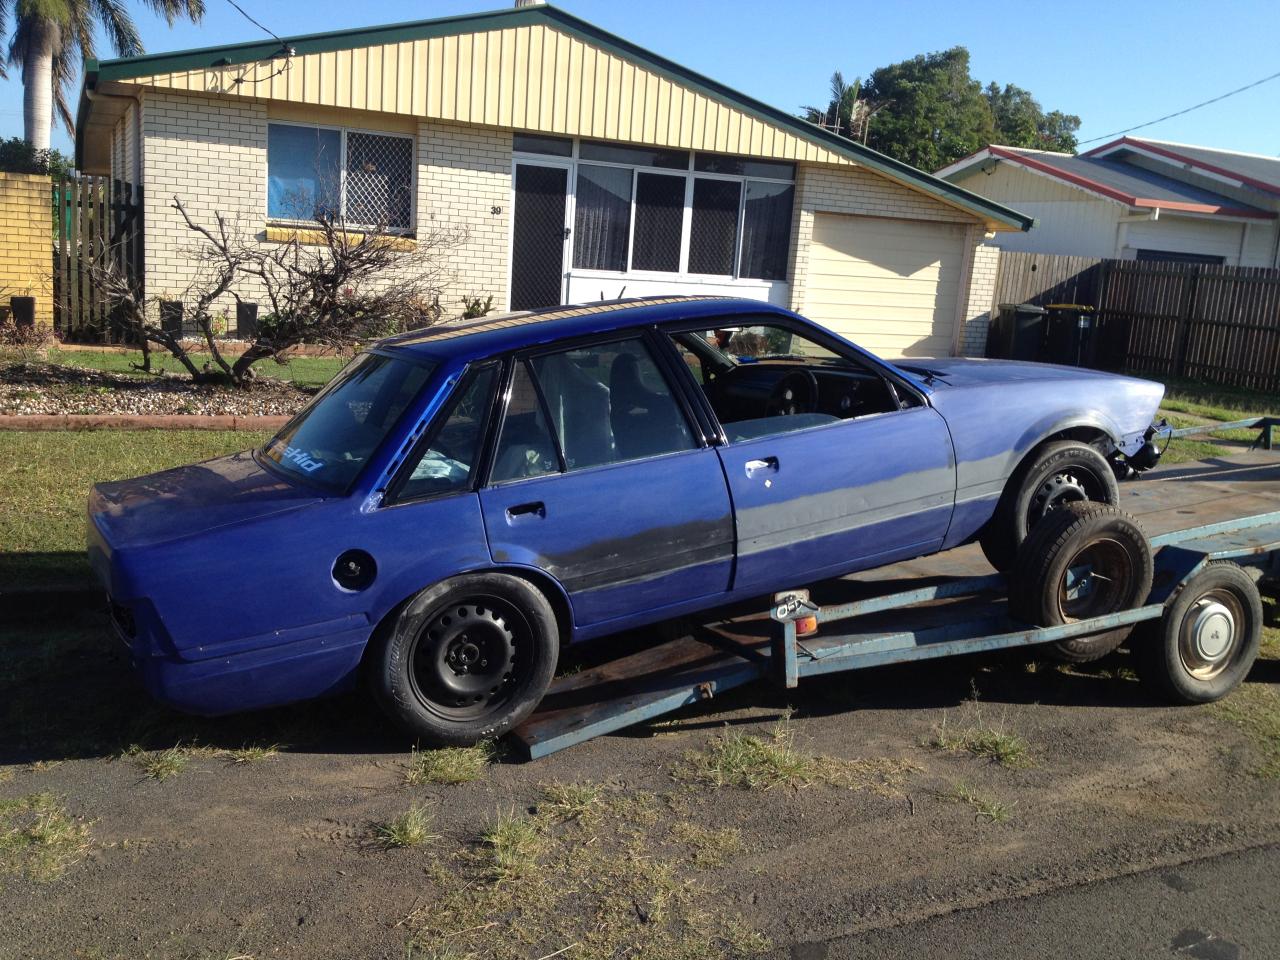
xmin=141 ymin=89 xmax=269 ymax=320
xmin=138 ymin=90 xmax=514 ymax=324
xmin=961 ymin=242 xmax=1001 ymax=356
xmin=0 ymin=172 xmax=54 ymax=329
xmin=416 ymin=120 xmax=512 ymax=311
xmin=787 ymin=163 xmax=977 ymax=317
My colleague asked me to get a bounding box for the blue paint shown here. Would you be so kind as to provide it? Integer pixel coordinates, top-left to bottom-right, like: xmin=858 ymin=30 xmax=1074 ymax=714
xmin=88 ymin=296 xmax=1166 ymax=718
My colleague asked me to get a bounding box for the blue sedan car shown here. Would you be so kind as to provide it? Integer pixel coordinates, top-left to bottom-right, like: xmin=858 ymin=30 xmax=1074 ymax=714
xmin=88 ymin=297 xmax=1164 ymax=745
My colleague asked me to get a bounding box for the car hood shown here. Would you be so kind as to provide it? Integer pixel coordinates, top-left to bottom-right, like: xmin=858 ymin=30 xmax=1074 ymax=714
xmin=89 ymin=450 xmax=323 ymax=550
xmin=894 ymin=357 xmax=1153 ymax=390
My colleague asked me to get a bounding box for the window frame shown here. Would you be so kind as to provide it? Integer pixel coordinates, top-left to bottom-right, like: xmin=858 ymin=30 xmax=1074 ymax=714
xmin=480 ymin=328 xmax=712 ymax=488
xmin=652 ymin=315 xmax=931 ymax=445
xmin=266 ymin=119 xmax=417 ymax=234
xmin=383 ymin=360 xmax=502 ymax=506
xmin=515 ymin=137 xmax=795 ymax=287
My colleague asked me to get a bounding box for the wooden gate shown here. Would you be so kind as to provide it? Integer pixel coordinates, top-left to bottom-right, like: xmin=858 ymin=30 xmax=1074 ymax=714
xmin=52 ymin=175 xmax=143 ymax=340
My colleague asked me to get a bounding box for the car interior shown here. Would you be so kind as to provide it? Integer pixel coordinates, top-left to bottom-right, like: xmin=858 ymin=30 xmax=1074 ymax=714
xmin=668 ymin=321 xmax=918 ymax=442
xmin=397 ymin=321 xmax=921 ymax=497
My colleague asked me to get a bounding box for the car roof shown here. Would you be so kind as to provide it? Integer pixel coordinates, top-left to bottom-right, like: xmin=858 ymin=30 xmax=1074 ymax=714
xmin=377 ymin=296 xmax=794 ymax=364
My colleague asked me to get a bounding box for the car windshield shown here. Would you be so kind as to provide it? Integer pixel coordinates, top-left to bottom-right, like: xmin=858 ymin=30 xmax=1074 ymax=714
xmin=261 ymin=352 xmax=437 ymax=492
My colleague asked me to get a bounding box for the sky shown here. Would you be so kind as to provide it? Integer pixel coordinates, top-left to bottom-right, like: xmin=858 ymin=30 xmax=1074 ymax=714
xmin=2 ymin=0 xmax=1278 ymax=162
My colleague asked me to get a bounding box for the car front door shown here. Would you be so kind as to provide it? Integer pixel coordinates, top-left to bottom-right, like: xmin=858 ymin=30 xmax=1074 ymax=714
xmin=663 ymin=321 xmax=957 ymax=596
xmin=478 ymin=334 xmax=734 ymax=630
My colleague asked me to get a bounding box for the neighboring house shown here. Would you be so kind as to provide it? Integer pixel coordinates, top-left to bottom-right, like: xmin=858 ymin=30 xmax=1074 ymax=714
xmin=937 ymin=138 xmax=1280 ymax=268
xmin=74 ymin=4 xmax=1030 ymax=358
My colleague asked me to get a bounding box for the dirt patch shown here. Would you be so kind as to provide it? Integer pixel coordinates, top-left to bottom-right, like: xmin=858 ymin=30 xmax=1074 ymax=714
xmin=2 ymin=603 xmax=1279 ymax=959
xmin=0 ymin=362 xmax=313 ymax=417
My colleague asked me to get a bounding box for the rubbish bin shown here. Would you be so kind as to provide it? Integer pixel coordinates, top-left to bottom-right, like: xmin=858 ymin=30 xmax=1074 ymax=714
xmin=987 ymin=303 xmax=1047 ymax=361
xmin=1040 ymin=304 xmax=1096 ymax=367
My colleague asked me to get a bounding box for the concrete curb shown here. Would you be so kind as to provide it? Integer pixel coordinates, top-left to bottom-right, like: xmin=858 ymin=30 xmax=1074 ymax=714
xmin=0 ymin=414 xmax=290 ymax=431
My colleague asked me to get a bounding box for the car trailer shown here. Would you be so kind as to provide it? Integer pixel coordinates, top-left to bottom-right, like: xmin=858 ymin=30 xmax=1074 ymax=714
xmin=511 ymin=418 xmax=1280 ymax=759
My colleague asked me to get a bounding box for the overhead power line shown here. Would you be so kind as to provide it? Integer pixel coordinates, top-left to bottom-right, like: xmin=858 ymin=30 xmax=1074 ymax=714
xmin=225 ymin=0 xmax=286 ymax=47
xmin=1078 ymin=68 xmax=1280 ymax=145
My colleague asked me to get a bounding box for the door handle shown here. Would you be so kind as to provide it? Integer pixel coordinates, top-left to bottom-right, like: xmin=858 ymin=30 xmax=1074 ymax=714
xmin=506 ymin=501 xmax=545 ymax=520
xmin=744 ymin=457 xmax=779 ymax=478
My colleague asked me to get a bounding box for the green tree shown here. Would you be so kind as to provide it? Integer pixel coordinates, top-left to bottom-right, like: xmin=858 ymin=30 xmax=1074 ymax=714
xmin=1 ymin=0 xmax=204 ymax=151
xmin=802 ymin=70 xmax=865 ymax=140
xmin=859 ymin=47 xmax=995 ymax=172
xmin=985 ymin=82 xmax=1080 ymax=153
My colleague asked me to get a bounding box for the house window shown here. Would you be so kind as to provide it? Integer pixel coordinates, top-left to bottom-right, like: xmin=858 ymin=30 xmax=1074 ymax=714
xmin=267 ymin=122 xmax=414 ymax=231
xmin=632 ymin=173 xmax=685 ymax=272
xmin=520 ymin=135 xmax=796 ymax=283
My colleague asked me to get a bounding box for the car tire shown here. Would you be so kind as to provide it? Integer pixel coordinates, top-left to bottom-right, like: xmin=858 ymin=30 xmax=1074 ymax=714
xmin=980 ymin=440 xmax=1120 ymax=571
xmin=1010 ymin=501 xmax=1153 ymax=663
xmin=1136 ymin=561 xmax=1262 ymax=704
xmin=370 ymin=573 xmax=559 ymax=747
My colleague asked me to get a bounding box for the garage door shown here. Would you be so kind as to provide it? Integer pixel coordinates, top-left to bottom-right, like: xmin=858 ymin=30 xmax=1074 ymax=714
xmin=802 ymin=213 xmax=966 ymax=358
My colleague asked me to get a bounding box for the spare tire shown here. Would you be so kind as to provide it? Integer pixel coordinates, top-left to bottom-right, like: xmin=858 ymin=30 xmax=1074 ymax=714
xmin=980 ymin=440 xmax=1120 ymax=571
xmin=1010 ymin=501 xmax=1153 ymax=663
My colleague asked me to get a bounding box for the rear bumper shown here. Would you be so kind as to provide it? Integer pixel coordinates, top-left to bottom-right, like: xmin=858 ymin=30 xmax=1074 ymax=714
xmin=125 ymin=626 xmax=369 ymax=716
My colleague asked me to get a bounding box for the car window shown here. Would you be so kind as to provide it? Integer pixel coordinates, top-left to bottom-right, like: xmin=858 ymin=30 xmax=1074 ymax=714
xmin=530 ymin=337 xmax=696 ymax=469
xmin=262 ymin=352 xmax=436 ymax=492
xmin=491 ymin=361 xmax=561 ymax=483
xmin=396 ymin=366 xmax=496 ymax=501
xmin=667 ymin=320 xmax=914 ymax=444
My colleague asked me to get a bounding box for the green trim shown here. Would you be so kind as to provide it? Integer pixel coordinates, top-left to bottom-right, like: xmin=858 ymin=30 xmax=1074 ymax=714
xmin=75 ymin=4 xmax=1032 ymax=230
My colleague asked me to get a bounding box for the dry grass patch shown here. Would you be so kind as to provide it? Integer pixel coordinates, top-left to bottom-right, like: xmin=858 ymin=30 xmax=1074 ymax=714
xmin=0 ymin=793 xmax=91 ymax=882
xmin=538 ymin=781 xmax=603 ymax=823
xmin=927 ymin=711 xmax=1034 ymax=769
xmin=677 ymin=716 xmax=918 ymax=794
xmin=405 ymin=787 xmax=770 ymax=960
xmin=942 ymin=782 xmax=1016 ymax=823
xmin=405 ymin=742 xmax=497 ymax=786
xmin=481 ymin=809 xmax=545 ymax=882
xmin=135 ymin=745 xmax=189 ymax=782
xmin=375 ymin=804 xmax=440 ymax=850
xmin=225 ymin=743 xmax=280 ymax=765
xmin=670 ymin=822 xmax=743 ymax=867
xmin=1212 ymin=684 xmax=1280 ymax=779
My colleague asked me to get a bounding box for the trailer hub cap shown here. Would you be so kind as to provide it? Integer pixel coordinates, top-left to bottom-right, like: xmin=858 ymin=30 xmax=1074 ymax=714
xmin=1179 ymin=593 xmax=1239 ymax=680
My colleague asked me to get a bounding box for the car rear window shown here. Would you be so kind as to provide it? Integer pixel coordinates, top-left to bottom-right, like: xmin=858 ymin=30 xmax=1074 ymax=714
xmin=262 ymin=352 xmax=436 ymax=492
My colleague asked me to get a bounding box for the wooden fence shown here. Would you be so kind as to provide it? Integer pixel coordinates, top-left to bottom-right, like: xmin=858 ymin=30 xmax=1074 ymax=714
xmin=991 ymin=251 xmax=1280 ymax=392
xmin=52 ymin=175 xmax=143 ymax=340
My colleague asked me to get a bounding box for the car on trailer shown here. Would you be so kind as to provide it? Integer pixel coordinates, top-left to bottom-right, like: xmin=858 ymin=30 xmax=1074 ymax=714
xmin=88 ymin=296 xmax=1168 ymax=745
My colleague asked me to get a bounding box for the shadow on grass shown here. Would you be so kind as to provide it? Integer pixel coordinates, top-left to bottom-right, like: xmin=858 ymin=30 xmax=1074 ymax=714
xmin=0 ymin=607 xmax=403 ymax=768
xmin=0 ymin=552 xmax=95 ymax=597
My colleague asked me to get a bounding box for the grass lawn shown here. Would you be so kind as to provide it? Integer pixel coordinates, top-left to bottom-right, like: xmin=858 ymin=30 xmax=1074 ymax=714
xmin=1148 ymin=375 xmax=1277 ymax=466
xmin=0 ymin=429 xmax=269 ymax=590
xmin=45 ymin=348 xmax=348 ymax=389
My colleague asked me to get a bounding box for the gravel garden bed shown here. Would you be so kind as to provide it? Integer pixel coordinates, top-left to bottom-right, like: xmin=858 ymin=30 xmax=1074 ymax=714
xmin=0 ymin=362 xmax=315 ymax=417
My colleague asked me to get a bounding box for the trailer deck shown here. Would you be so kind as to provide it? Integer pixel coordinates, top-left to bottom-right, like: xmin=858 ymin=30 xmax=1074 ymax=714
xmin=513 ymin=446 xmax=1280 ymax=759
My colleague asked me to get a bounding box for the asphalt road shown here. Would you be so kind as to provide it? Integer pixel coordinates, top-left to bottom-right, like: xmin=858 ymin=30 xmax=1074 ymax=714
xmin=776 ymin=843 xmax=1280 ymax=960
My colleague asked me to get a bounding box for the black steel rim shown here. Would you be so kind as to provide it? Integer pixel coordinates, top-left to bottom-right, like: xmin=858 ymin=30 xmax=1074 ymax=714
xmin=407 ymin=595 xmax=532 ymax=722
xmin=1029 ymin=467 xmax=1102 ymax=526
xmin=1057 ymin=537 xmax=1134 ymax=622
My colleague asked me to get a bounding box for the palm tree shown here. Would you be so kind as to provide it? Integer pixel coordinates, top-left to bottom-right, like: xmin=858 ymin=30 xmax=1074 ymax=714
xmin=1 ymin=0 xmax=204 ymax=151
xmin=801 ymin=70 xmax=886 ymax=144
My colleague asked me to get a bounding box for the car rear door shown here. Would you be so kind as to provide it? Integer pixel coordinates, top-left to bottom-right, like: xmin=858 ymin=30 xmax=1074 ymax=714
xmin=478 ymin=334 xmax=734 ymax=630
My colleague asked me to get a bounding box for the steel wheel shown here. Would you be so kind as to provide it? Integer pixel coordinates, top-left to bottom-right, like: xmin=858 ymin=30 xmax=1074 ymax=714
xmin=408 ymin=597 xmax=530 ymax=722
xmin=1176 ymin=588 xmax=1243 ymax=681
xmin=1056 ymin=537 xmax=1134 ymax=622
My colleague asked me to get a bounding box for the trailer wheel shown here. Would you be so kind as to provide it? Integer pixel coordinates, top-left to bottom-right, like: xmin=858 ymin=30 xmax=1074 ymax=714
xmin=1136 ymin=562 xmax=1262 ymax=704
xmin=1011 ymin=501 xmax=1153 ymax=663
xmin=980 ymin=440 xmax=1120 ymax=571
xmin=371 ymin=573 xmax=559 ymax=747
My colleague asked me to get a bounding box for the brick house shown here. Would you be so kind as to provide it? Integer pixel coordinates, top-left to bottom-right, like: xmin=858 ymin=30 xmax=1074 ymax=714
xmin=75 ymin=3 xmax=1030 ymax=357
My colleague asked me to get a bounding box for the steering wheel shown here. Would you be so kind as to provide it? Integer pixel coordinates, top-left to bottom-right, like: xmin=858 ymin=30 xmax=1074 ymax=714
xmin=765 ymin=370 xmax=818 ymax=417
